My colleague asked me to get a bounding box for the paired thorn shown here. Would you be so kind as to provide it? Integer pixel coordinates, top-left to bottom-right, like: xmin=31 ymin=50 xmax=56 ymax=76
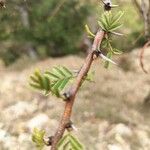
xmin=95 ymin=50 xmax=117 ymax=65
xmin=100 ymin=0 xmax=118 ymax=11
xmin=44 ymin=120 xmax=78 ymax=147
xmin=65 ymin=121 xmax=78 ymax=132
xmin=44 ymin=136 xmax=54 ymax=146
xmin=99 ymin=52 xmax=117 ymax=65
xmin=63 ymin=91 xmax=71 ymax=101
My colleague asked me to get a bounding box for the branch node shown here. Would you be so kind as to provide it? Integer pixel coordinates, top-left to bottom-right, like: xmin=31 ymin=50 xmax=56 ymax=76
xmin=45 ymin=136 xmax=54 ymax=146
xmin=63 ymin=92 xmax=71 ymax=101
xmin=101 ymin=0 xmax=118 ymax=11
xmin=93 ymin=50 xmax=101 ymax=59
xmin=65 ymin=120 xmax=73 ymax=131
xmin=65 ymin=120 xmax=78 ymax=132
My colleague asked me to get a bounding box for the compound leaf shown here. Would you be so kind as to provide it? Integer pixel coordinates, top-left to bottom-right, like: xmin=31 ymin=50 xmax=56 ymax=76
xmin=57 ymin=133 xmax=84 ymax=150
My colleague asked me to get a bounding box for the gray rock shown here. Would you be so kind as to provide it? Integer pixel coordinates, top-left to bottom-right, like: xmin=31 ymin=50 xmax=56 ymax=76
xmin=108 ymin=124 xmax=132 ymax=137
xmin=3 ymin=101 xmax=37 ymax=120
xmin=27 ymin=113 xmax=49 ymax=131
xmin=0 ymin=129 xmax=7 ymax=142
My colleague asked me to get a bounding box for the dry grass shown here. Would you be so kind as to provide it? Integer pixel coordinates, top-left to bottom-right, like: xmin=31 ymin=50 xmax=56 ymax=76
xmin=0 ymin=48 xmax=150 ymax=150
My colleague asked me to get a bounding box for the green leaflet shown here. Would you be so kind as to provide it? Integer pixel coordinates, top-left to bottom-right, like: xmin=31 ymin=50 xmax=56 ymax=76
xmin=57 ymin=133 xmax=84 ymax=150
xmin=98 ymin=11 xmax=124 ymax=32
xmin=85 ymin=24 xmax=95 ymax=38
xmin=30 ymin=66 xmax=96 ymax=97
xmin=30 ymin=66 xmax=74 ymax=97
xmin=32 ymin=128 xmax=46 ymax=150
xmin=45 ymin=66 xmax=74 ymax=97
xmin=29 ymin=69 xmax=51 ymax=92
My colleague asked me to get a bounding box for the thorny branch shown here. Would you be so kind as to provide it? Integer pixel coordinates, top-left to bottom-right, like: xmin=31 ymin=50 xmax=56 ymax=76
xmin=50 ymin=1 xmax=114 ymax=149
xmin=50 ymin=30 xmax=105 ymax=150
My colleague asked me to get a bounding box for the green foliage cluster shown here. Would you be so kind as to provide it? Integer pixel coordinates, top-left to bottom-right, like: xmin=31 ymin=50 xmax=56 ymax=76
xmin=0 ymin=0 xmax=91 ymax=65
xmin=30 ymin=66 xmax=74 ymax=98
xmin=30 ymin=66 xmax=93 ymax=98
xmin=32 ymin=128 xmax=46 ymax=150
xmin=32 ymin=128 xmax=83 ymax=150
xmin=94 ymin=0 xmax=146 ymax=51
xmin=86 ymin=11 xmax=124 ymax=68
xmin=57 ymin=133 xmax=83 ymax=150
xmin=98 ymin=11 xmax=124 ymax=33
xmin=110 ymin=1 xmax=145 ymax=50
xmin=98 ymin=11 xmax=124 ymax=68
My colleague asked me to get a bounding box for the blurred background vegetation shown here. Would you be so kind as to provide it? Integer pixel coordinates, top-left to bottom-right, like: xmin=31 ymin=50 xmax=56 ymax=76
xmin=1 ymin=1 xmax=150 ymax=149
xmin=0 ymin=0 xmax=146 ymax=66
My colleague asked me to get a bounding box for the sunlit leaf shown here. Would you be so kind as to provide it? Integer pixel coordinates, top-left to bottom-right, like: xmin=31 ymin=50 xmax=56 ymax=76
xmin=85 ymin=24 xmax=95 ymax=38
xmin=32 ymin=128 xmax=46 ymax=150
xmin=30 ymin=66 xmax=74 ymax=98
xmin=57 ymin=133 xmax=84 ymax=150
xmin=98 ymin=11 xmax=124 ymax=32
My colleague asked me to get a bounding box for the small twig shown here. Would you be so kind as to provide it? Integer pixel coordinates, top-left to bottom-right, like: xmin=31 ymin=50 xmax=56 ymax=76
xmin=139 ymin=39 xmax=150 ymax=74
xmin=132 ymin=0 xmax=143 ymax=15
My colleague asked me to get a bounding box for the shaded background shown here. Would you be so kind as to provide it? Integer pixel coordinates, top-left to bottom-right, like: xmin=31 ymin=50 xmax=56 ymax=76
xmin=0 ymin=0 xmax=150 ymax=150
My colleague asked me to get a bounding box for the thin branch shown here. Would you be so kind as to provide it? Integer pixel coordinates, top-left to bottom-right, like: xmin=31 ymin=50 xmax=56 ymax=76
xmin=50 ymin=30 xmax=105 ymax=150
xmin=132 ymin=0 xmax=143 ymax=15
xmin=141 ymin=0 xmax=149 ymax=37
xmin=139 ymin=39 xmax=150 ymax=74
xmin=149 ymin=0 xmax=150 ymax=12
xmin=148 ymin=0 xmax=150 ymax=29
xmin=49 ymin=0 xmax=67 ymax=22
xmin=50 ymin=1 xmax=116 ymax=149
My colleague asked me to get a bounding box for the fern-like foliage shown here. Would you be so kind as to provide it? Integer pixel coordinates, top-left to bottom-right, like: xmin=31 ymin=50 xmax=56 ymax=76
xmin=45 ymin=66 xmax=74 ymax=97
xmin=30 ymin=66 xmax=74 ymax=97
xmin=97 ymin=11 xmax=124 ymax=68
xmin=32 ymin=128 xmax=46 ymax=150
xmin=29 ymin=69 xmax=51 ymax=93
xmin=30 ymin=66 xmax=94 ymax=97
xmin=98 ymin=11 xmax=124 ymax=32
xmin=57 ymin=133 xmax=84 ymax=150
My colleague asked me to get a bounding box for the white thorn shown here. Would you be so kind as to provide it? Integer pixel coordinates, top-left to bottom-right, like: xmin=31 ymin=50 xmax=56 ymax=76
xmin=111 ymin=32 xmax=124 ymax=36
xmin=72 ymin=124 xmax=78 ymax=132
xmin=99 ymin=53 xmax=117 ymax=65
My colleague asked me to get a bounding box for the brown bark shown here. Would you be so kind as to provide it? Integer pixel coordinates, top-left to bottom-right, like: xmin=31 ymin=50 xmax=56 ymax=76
xmin=50 ymin=30 xmax=105 ymax=150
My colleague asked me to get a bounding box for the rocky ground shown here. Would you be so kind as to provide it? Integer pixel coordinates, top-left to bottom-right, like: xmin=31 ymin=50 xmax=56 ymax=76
xmin=0 ymin=48 xmax=150 ymax=150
